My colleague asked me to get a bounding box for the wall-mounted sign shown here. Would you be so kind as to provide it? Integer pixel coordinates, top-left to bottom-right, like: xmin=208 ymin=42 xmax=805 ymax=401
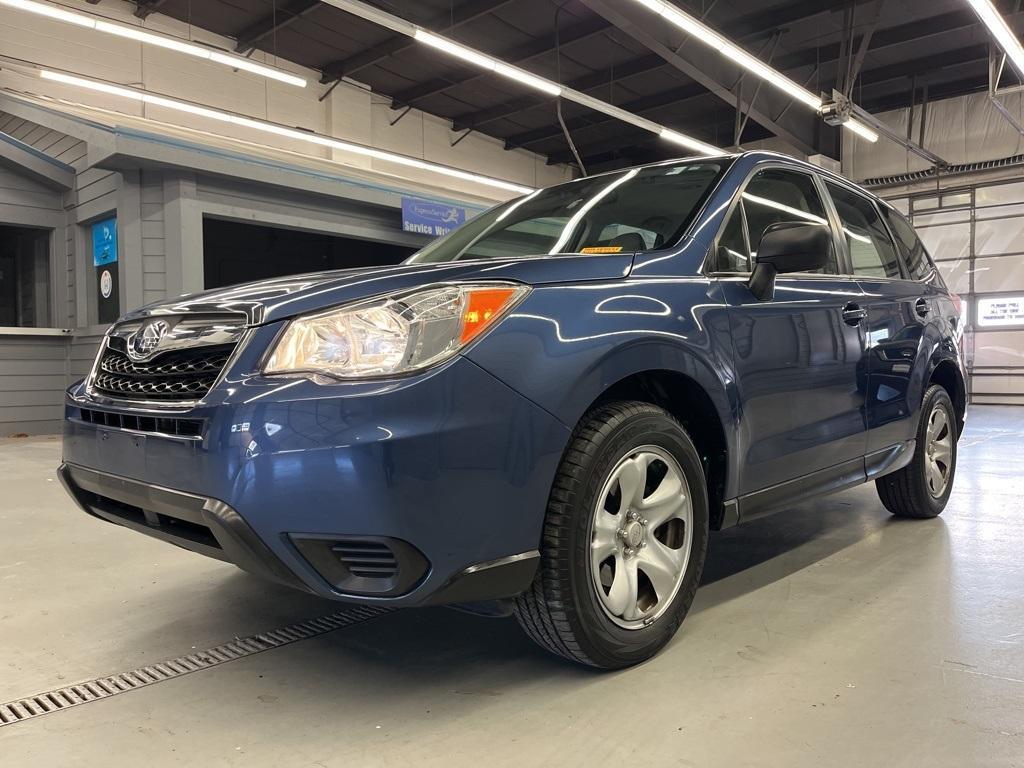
xmin=401 ymin=197 xmax=466 ymax=237
xmin=92 ymin=217 xmax=118 ymax=266
xmin=977 ymin=295 xmax=1024 ymax=327
xmin=92 ymin=216 xmax=119 ymax=324
xmin=99 ymin=269 xmax=113 ymax=299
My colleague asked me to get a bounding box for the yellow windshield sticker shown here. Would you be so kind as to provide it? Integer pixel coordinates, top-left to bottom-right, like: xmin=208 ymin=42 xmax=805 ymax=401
xmin=580 ymin=246 xmax=624 ymax=254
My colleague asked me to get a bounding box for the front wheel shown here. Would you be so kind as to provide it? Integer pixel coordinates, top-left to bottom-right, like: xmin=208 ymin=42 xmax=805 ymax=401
xmin=514 ymin=401 xmax=709 ymax=669
xmin=876 ymin=384 xmax=958 ymax=518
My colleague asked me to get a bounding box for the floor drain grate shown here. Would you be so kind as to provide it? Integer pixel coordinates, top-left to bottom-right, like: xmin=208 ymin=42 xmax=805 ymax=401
xmin=0 ymin=606 xmax=390 ymax=728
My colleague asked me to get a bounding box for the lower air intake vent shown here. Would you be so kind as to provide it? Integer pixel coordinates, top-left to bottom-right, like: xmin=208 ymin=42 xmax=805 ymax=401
xmin=332 ymin=541 xmax=398 ymax=579
xmin=75 ymin=407 xmax=203 ymax=438
xmin=289 ymin=535 xmax=428 ymax=597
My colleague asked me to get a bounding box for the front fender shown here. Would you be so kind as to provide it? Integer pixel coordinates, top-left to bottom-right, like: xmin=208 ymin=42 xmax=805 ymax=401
xmin=464 ymin=279 xmax=739 ymax=492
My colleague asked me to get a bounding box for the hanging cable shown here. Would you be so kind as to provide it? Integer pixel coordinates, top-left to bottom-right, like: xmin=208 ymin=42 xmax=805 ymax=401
xmin=554 ymin=2 xmax=587 ymax=176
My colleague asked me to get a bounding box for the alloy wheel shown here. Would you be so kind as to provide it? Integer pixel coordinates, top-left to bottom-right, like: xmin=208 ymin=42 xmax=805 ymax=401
xmin=589 ymin=445 xmax=693 ymax=630
xmin=924 ymin=405 xmax=953 ymax=498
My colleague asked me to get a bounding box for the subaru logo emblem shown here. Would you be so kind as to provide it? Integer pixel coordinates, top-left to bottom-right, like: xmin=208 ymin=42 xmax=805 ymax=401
xmin=127 ymin=319 xmax=171 ymax=361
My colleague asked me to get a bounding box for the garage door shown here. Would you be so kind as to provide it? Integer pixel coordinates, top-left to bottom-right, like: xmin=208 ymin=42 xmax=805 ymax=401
xmin=887 ymin=181 xmax=1024 ymax=405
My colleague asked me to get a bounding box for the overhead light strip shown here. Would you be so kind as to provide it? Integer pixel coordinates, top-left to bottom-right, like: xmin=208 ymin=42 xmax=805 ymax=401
xmin=966 ymin=0 xmax=1024 ymax=79
xmin=629 ymin=0 xmax=879 ymax=143
xmin=37 ymin=70 xmax=533 ymax=194
xmin=319 ymin=0 xmax=720 ymax=156
xmin=413 ymin=30 xmax=563 ymax=96
xmin=1 ymin=0 xmax=307 ymax=87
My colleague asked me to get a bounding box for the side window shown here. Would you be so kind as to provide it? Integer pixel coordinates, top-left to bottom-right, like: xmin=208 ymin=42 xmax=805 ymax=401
xmin=826 ymin=183 xmax=903 ymax=279
xmin=880 ymin=206 xmax=933 ymax=280
xmin=740 ymin=168 xmax=837 ymax=274
xmin=715 ymin=205 xmax=750 ymax=272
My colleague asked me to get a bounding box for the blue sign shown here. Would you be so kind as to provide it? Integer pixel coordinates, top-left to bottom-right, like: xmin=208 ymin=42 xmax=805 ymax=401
xmin=401 ymin=197 xmax=466 ymax=237
xmin=92 ymin=217 xmax=118 ymax=267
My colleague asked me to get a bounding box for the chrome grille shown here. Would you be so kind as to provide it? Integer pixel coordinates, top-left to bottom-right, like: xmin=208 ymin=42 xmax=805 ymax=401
xmin=89 ymin=316 xmax=245 ymax=404
xmin=92 ymin=346 xmax=233 ymax=402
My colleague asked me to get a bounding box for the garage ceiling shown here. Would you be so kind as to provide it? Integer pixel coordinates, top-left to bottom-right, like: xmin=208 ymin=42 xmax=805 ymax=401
xmin=132 ymin=0 xmax=1021 ymax=173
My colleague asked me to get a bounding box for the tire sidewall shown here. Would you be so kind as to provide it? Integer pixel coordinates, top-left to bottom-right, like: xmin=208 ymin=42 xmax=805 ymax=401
xmin=565 ymin=408 xmax=709 ymax=667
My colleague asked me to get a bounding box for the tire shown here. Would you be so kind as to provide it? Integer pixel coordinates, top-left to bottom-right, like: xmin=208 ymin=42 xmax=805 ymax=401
xmin=514 ymin=400 xmax=709 ymax=669
xmin=875 ymin=384 xmax=957 ymax=519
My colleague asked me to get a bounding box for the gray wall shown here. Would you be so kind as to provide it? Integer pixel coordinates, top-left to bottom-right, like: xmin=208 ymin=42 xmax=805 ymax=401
xmin=0 ymin=144 xmax=70 ymax=435
xmin=0 ymin=335 xmax=68 ymax=435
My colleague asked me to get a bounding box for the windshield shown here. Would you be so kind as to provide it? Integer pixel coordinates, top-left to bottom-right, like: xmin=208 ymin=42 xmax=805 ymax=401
xmin=406 ymin=161 xmax=724 ymax=264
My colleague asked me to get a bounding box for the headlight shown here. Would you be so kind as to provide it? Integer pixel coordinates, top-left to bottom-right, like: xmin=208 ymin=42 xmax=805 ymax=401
xmin=264 ymin=282 xmax=529 ymax=379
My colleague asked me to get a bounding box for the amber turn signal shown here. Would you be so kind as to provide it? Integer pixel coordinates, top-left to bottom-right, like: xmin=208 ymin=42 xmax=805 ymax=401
xmin=460 ymin=287 xmax=522 ymax=345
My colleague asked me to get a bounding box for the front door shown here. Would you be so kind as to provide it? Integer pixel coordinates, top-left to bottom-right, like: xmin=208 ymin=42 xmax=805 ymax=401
xmin=713 ymin=166 xmax=868 ymax=498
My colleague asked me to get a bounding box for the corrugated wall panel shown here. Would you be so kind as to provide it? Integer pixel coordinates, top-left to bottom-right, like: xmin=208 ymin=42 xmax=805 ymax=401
xmin=0 ymin=112 xmax=86 ymax=168
xmin=0 ymin=336 xmax=68 ymax=436
xmin=140 ymin=170 xmax=166 ymax=306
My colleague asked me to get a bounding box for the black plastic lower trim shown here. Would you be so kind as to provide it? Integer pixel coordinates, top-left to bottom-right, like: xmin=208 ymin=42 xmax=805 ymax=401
xmin=865 ymin=440 xmax=916 ymax=479
xmin=738 ymin=457 xmax=867 ymax=523
xmin=58 ymin=463 xmax=309 ymax=592
xmin=424 ymin=551 xmax=540 ymax=606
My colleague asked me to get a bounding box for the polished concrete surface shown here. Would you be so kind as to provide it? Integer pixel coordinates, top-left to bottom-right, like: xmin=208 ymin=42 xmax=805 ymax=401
xmin=1 ymin=406 xmax=1022 ymax=766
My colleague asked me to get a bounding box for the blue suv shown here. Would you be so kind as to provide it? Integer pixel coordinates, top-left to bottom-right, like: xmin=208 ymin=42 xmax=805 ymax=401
xmin=60 ymin=151 xmax=966 ymax=668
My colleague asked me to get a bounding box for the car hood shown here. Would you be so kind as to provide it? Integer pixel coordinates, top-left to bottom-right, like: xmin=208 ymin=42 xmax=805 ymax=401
xmin=120 ymin=253 xmax=634 ymax=326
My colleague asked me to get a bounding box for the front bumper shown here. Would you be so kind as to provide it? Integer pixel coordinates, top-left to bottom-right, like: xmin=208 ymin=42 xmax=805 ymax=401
xmin=61 ymin=353 xmax=569 ymax=607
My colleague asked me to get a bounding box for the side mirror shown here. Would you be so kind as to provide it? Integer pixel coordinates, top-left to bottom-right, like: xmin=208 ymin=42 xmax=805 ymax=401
xmin=748 ymin=221 xmax=831 ymax=301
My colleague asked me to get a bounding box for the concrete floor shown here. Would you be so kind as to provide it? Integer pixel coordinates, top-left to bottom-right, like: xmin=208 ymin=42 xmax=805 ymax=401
xmin=1 ymin=407 xmax=1022 ymax=767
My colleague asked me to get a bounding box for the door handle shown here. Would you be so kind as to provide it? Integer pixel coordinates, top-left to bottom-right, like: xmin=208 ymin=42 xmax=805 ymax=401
xmin=842 ymin=303 xmax=867 ymax=326
xmin=915 ymin=298 xmax=931 ymax=318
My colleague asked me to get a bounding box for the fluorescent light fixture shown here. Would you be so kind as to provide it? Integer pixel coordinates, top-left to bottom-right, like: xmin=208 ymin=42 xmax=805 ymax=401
xmin=630 ymin=0 xmax=878 ymax=143
xmin=414 ymin=30 xmax=562 ymax=96
xmin=842 ymin=119 xmax=880 ymax=142
xmin=38 ymin=70 xmax=533 ymax=195
xmin=967 ymin=0 xmax=1024 ymax=79
xmin=659 ymin=127 xmax=720 ymax=155
xmin=322 ymin=0 xmax=717 ymax=155
xmin=2 ymin=0 xmax=306 ymax=87
xmin=2 ymin=0 xmax=90 ymax=25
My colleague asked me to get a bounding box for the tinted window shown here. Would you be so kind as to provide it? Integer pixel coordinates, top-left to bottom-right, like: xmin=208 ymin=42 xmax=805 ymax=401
xmin=408 ymin=162 xmax=723 ymax=263
xmin=881 ymin=206 xmax=933 ymax=280
xmin=714 ymin=168 xmax=836 ymax=274
xmin=716 ymin=205 xmax=750 ymax=272
xmin=826 ymin=183 xmax=902 ymax=279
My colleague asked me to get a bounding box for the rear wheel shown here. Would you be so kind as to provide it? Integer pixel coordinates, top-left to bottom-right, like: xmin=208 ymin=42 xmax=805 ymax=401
xmin=876 ymin=384 xmax=957 ymax=518
xmin=514 ymin=401 xmax=709 ymax=669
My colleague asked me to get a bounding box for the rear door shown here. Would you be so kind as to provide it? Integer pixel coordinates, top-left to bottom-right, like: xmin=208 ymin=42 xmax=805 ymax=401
xmin=715 ymin=166 xmax=868 ymax=499
xmin=823 ymin=181 xmax=932 ymax=458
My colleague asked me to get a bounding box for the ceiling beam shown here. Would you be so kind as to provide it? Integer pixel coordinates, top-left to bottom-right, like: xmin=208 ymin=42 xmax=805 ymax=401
xmin=450 ymin=0 xmax=891 ymax=137
xmin=569 ymin=0 xmax=1014 ymax=157
xmin=133 ymin=0 xmax=166 ymax=19
xmin=850 ymin=45 xmax=989 ymax=90
xmin=545 ymin=112 xmax=769 ymax=167
xmin=504 ymin=83 xmax=708 ymax=151
xmin=388 ymin=15 xmax=613 ymax=109
xmin=452 ymin=54 xmax=665 ymax=132
xmin=535 ymin=35 xmax=988 ymax=165
xmin=234 ymin=0 xmax=321 ymax=54
xmin=858 ymin=75 xmax=988 ymax=114
xmin=319 ymin=0 xmax=516 ymax=84
xmin=578 ymin=0 xmax=826 ymax=156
